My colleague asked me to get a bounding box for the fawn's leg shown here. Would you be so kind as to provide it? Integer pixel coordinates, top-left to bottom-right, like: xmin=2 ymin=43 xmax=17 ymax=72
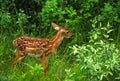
xmin=41 ymin=56 xmax=48 ymax=74
xmin=13 ymin=51 xmax=26 ymax=65
xmin=13 ymin=51 xmax=25 ymax=72
xmin=41 ymin=56 xmax=48 ymax=81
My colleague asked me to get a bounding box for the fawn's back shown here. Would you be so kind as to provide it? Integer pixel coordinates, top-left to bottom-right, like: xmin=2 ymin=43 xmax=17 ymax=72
xmin=13 ymin=36 xmax=53 ymax=56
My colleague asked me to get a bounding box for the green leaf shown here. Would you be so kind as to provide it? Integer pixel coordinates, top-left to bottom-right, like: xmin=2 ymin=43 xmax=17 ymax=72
xmin=107 ymin=29 xmax=113 ymax=33
xmin=103 ymin=34 xmax=109 ymax=38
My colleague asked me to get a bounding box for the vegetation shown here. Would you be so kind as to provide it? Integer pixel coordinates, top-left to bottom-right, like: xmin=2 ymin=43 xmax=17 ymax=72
xmin=0 ymin=0 xmax=120 ymax=81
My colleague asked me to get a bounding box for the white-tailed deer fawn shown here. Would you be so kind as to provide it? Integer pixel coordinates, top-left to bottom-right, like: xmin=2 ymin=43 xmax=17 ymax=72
xmin=13 ymin=22 xmax=73 ymax=73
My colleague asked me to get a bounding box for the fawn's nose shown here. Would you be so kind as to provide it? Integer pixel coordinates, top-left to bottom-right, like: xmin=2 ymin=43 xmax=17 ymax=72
xmin=71 ymin=34 xmax=73 ymax=38
xmin=69 ymin=33 xmax=73 ymax=38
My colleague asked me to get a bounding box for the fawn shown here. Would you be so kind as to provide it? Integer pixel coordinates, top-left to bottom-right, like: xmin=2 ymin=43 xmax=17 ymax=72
xmin=13 ymin=22 xmax=73 ymax=73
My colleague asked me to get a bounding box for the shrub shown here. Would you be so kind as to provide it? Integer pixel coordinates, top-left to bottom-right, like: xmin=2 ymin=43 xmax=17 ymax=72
xmin=69 ymin=20 xmax=120 ymax=81
xmin=71 ymin=42 xmax=120 ymax=81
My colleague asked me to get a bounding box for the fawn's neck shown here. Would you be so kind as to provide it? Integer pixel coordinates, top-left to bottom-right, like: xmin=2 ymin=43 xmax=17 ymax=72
xmin=50 ymin=31 xmax=64 ymax=49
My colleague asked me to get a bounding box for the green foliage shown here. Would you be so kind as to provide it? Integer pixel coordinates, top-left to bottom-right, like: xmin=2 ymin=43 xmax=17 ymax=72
xmin=70 ymin=20 xmax=120 ymax=81
xmin=16 ymin=9 xmax=30 ymax=35
xmin=64 ymin=69 xmax=75 ymax=81
xmin=71 ymin=42 xmax=120 ymax=81
xmin=41 ymin=0 xmax=58 ymax=23
xmin=14 ymin=63 xmax=44 ymax=81
xmin=0 ymin=12 xmax=12 ymax=34
xmin=89 ymin=18 xmax=114 ymax=43
xmin=0 ymin=0 xmax=120 ymax=81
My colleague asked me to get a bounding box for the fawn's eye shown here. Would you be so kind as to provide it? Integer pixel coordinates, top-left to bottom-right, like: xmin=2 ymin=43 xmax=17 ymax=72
xmin=66 ymin=31 xmax=69 ymax=33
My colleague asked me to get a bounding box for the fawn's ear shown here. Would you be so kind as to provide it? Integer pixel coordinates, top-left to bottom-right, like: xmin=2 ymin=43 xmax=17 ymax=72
xmin=64 ymin=26 xmax=68 ymax=30
xmin=51 ymin=22 xmax=60 ymax=30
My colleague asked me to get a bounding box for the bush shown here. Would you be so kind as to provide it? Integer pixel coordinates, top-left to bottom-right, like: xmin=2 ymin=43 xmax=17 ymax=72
xmin=70 ymin=42 xmax=120 ymax=81
xmin=69 ymin=20 xmax=120 ymax=81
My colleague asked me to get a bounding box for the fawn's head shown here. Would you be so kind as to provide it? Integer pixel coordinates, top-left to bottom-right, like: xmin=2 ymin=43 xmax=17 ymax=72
xmin=51 ymin=22 xmax=73 ymax=38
